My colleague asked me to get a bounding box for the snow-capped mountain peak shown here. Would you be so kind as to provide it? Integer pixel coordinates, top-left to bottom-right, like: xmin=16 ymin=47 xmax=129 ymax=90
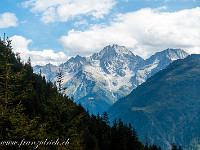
xmin=135 ymin=48 xmax=189 ymax=86
xmin=91 ymin=44 xmax=135 ymax=60
xmin=149 ymin=48 xmax=188 ymax=62
xmin=165 ymin=48 xmax=188 ymax=60
xmin=33 ymin=45 xmax=189 ymax=114
xmin=103 ymin=44 xmax=133 ymax=55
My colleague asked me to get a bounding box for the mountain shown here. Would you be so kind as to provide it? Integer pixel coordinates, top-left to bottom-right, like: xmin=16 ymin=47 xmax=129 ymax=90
xmin=108 ymin=54 xmax=200 ymax=149
xmin=1 ymin=39 xmax=161 ymax=150
xmin=135 ymin=48 xmax=189 ymax=85
xmin=61 ymin=45 xmax=145 ymax=114
xmin=34 ymin=63 xmax=59 ymax=81
xmin=33 ymin=45 xmax=188 ymax=114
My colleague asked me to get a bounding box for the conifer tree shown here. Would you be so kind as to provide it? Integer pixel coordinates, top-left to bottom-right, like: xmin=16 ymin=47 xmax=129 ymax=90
xmin=57 ymin=69 xmax=64 ymax=93
xmin=102 ymin=111 xmax=109 ymax=124
xmin=0 ymin=38 xmax=47 ymax=149
xmin=172 ymin=143 xmax=177 ymax=150
xmin=171 ymin=143 xmax=182 ymax=150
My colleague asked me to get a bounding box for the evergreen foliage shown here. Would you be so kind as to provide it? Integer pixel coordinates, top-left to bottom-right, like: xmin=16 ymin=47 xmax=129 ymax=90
xmin=171 ymin=143 xmax=182 ymax=150
xmin=0 ymin=38 xmax=161 ymax=149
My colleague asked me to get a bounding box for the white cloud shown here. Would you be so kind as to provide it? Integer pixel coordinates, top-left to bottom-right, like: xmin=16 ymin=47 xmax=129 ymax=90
xmin=0 ymin=13 xmax=18 ymax=28
xmin=59 ymin=7 xmax=200 ymax=58
xmin=22 ymin=0 xmax=116 ymax=23
xmin=10 ymin=35 xmax=67 ymax=66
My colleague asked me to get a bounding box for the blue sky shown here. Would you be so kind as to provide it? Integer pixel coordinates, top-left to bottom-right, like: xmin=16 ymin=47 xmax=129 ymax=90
xmin=0 ymin=0 xmax=199 ymax=66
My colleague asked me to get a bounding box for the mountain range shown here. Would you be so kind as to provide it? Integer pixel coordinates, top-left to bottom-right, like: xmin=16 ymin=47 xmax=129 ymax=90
xmin=33 ymin=45 xmax=188 ymax=114
xmin=108 ymin=54 xmax=200 ymax=149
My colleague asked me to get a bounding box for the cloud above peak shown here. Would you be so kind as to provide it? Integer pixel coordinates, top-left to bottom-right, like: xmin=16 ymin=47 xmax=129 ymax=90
xmin=22 ymin=0 xmax=116 ymax=23
xmin=59 ymin=7 xmax=200 ymax=58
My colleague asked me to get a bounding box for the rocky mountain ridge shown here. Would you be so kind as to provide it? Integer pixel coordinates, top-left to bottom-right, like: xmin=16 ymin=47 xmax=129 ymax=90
xmin=34 ymin=45 xmax=189 ymax=114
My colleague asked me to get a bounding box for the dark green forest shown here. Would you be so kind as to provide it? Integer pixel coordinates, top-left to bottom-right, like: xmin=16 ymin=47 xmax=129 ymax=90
xmin=0 ymin=38 xmax=174 ymax=150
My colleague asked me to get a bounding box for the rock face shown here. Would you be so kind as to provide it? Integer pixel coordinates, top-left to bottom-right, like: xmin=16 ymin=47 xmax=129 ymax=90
xmin=135 ymin=48 xmax=189 ymax=85
xmin=34 ymin=63 xmax=59 ymax=81
xmin=108 ymin=54 xmax=200 ymax=149
xmin=33 ymin=45 xmax=188 ymax=114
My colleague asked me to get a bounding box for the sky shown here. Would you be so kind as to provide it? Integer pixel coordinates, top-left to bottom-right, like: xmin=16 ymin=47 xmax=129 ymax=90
xmin=0 ymin=0 xmax=199 ymax=66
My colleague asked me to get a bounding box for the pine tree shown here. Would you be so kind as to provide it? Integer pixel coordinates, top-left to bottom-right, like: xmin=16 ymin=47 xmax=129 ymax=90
xmin=144 ymin=133 xmax=151 ymax=149
xmin=171 ymin=143 xmax=182 ymax=150
xmin=102 ymin=111 xmax=109 ymax=125
xmin=0 ymin=37 xmax=10 ymax=141
xmin=172 ymin=143 xmax=177 ymax=150
xmin=178 ymin=146 xmax=182 ymax=150
xmin=0 ymin=38 xmax=47 ymax=149
xmin=57 ymin=69 xmax=65 ymax=93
